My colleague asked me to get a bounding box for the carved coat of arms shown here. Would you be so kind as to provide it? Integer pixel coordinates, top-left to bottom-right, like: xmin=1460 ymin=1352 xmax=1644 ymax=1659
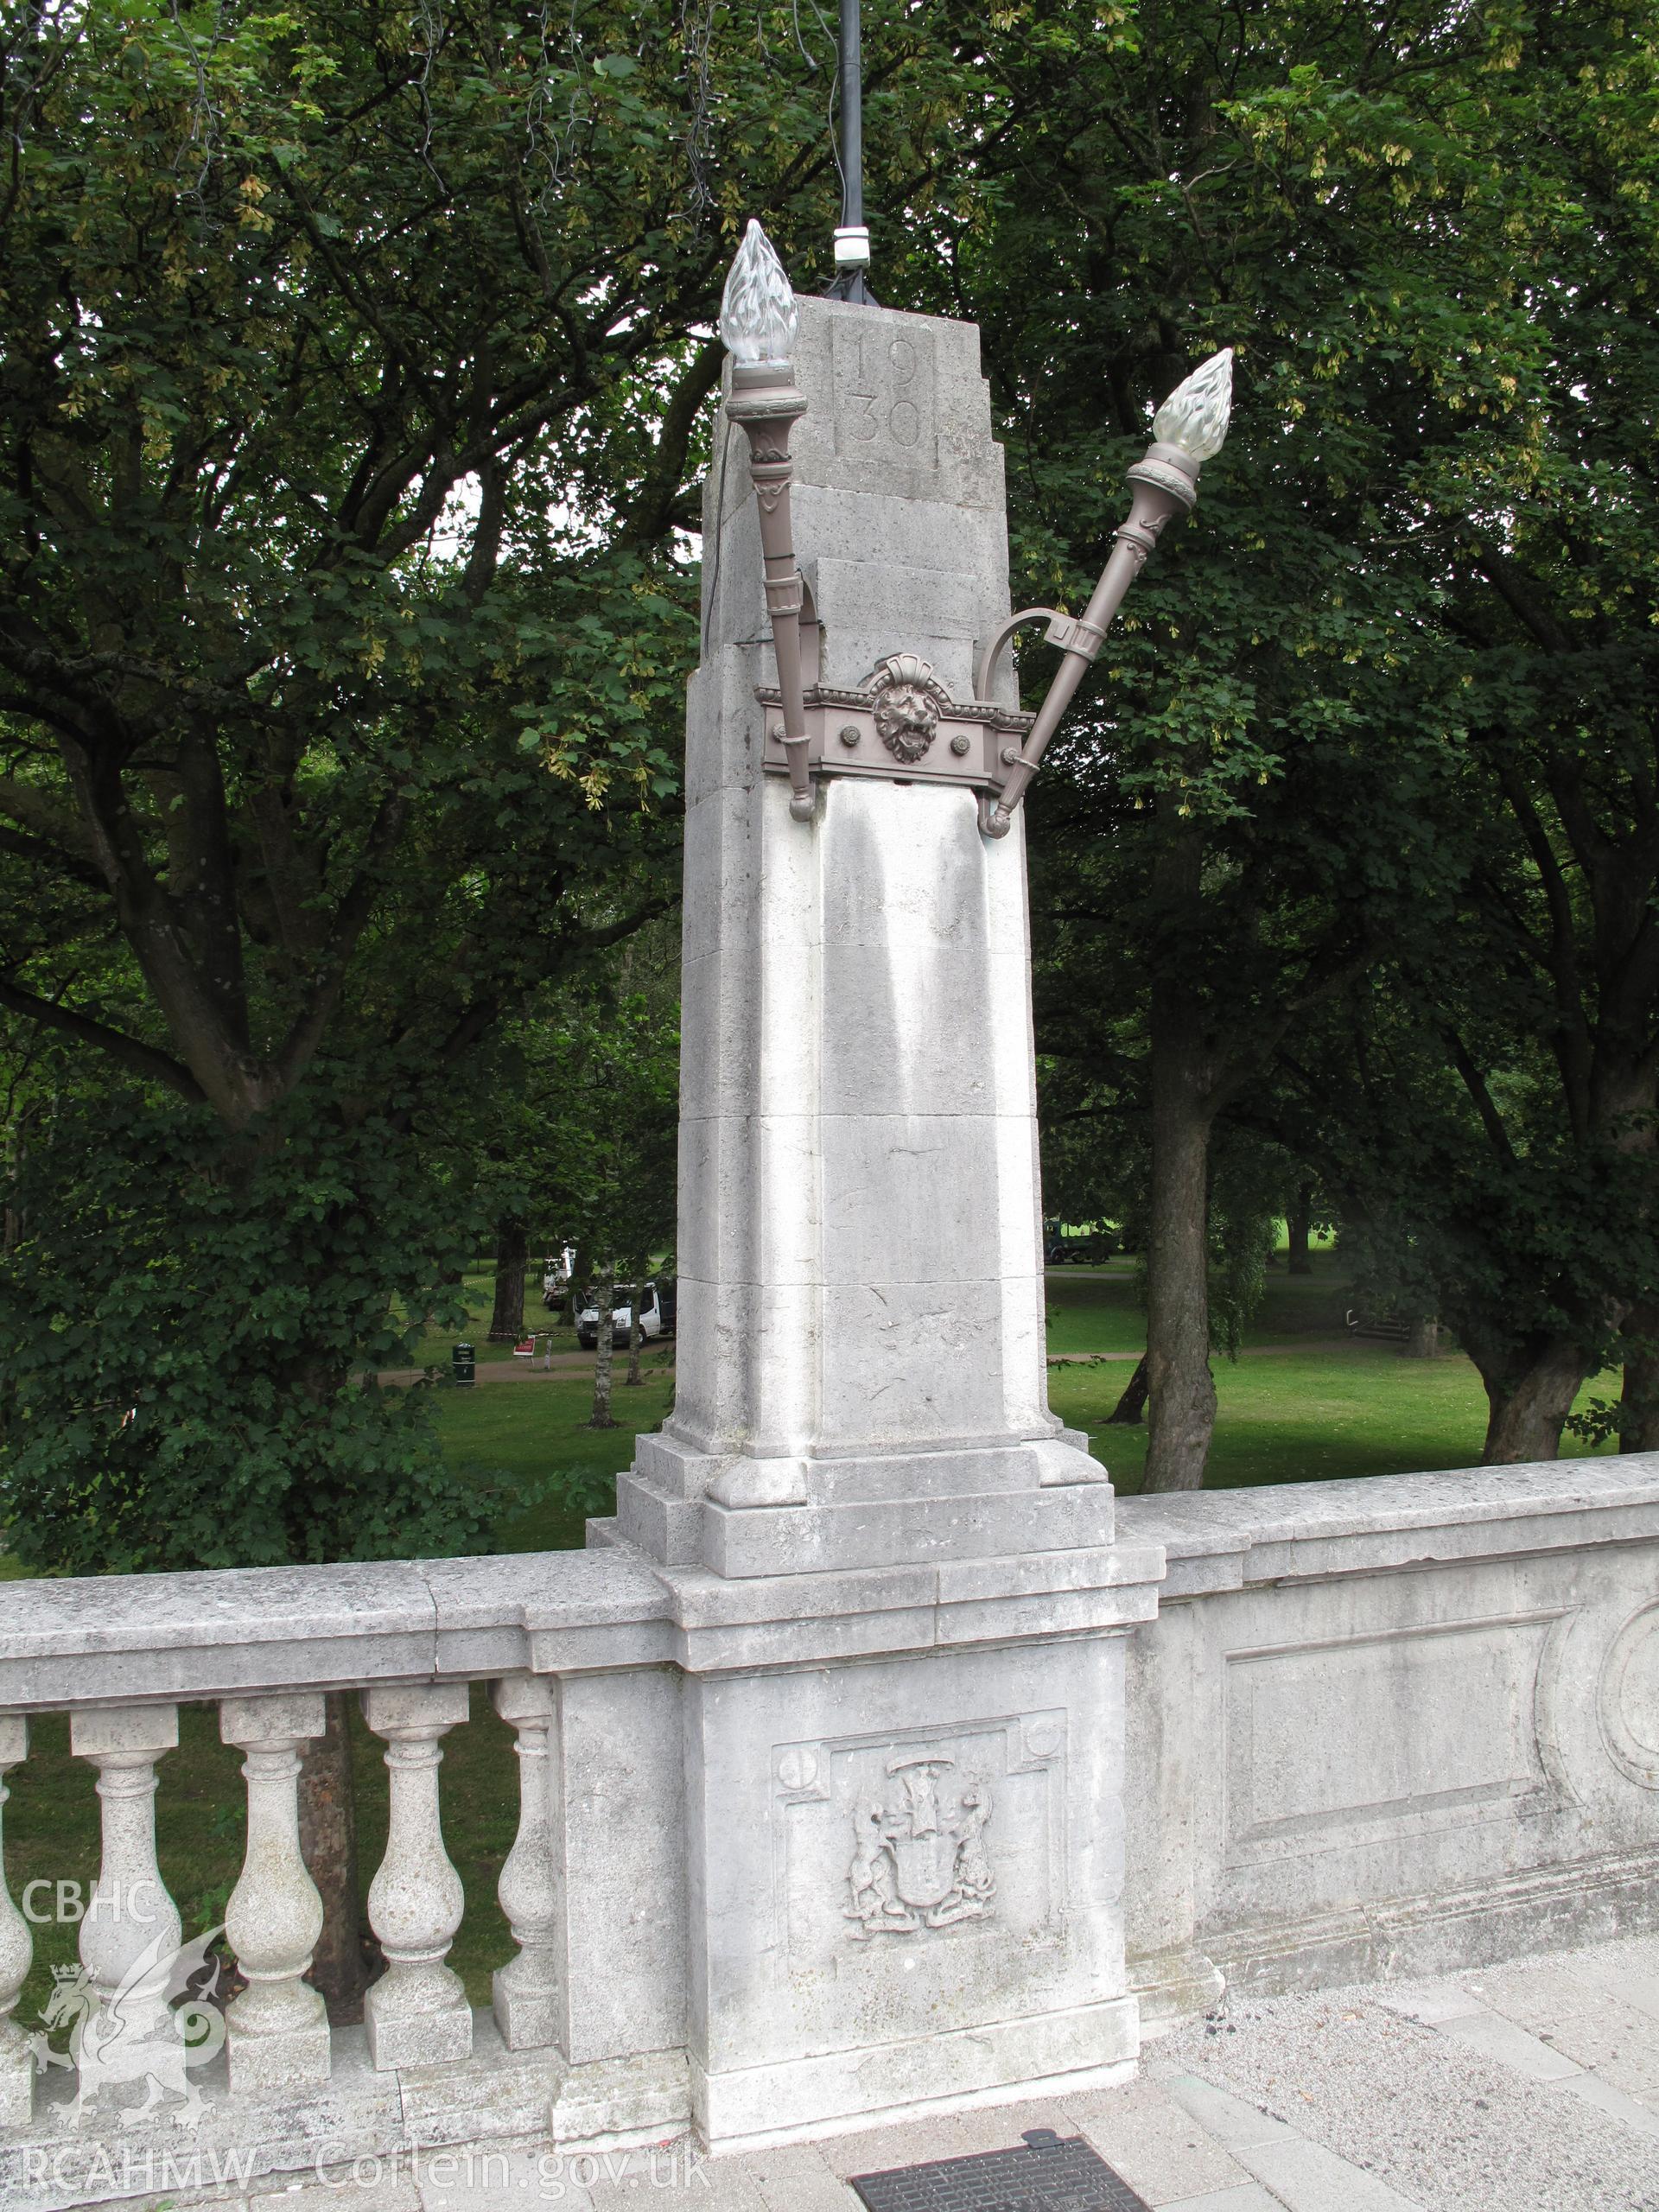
xmin=845 ymin=1751 xmax=995 ymax=1936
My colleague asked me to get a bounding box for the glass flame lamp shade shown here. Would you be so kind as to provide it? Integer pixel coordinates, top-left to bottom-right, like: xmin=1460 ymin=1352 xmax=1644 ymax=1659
xmin=719 ymin=219 xmax=799 ymax=366
xmin=1152 ymin=346 xmax=1235 ymax=462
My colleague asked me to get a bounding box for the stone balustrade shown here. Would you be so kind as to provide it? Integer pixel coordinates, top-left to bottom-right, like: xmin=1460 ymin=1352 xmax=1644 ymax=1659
xmin=0 ymin=1462 xmax=1656 ymax=2209
xmin=0 ymin=1550 xmax=685 ymax=2211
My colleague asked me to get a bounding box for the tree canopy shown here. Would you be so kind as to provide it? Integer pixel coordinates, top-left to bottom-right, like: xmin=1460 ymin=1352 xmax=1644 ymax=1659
xmin=3 ymin=0 xmax=1657 ymax=1559
xmin=0 ymin=0 xmax=855 ymax=1561
xmin=882 ymin=0 xmax=1659 ymax=1474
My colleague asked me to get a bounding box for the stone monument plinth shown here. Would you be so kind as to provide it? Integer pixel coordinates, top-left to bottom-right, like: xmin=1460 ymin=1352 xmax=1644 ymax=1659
xmin=618 ymin=297 xmax=1112 ymax=1579
xmin=597 ymin=296 xmax=1166 ymax=2148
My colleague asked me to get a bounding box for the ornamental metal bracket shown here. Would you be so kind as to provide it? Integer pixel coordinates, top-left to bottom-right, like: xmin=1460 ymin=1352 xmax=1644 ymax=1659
xmin=720 ymin=219 xmax=1236 ymax=841
xmin=756 ymin=652 xmax=1034 ymax=798
xmin=976 ymin=607 xmax=1106 ymax=702
xmin=743 ymin=430 xmax=1216 ymax=836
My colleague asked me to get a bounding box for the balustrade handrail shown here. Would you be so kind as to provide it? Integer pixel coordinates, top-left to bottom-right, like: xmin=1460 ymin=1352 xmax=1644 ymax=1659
xmin=0 ymin=1548 xmax=673 ymax=1711
xmin=1120 ymin=1453 xmax=1659 ymax=1564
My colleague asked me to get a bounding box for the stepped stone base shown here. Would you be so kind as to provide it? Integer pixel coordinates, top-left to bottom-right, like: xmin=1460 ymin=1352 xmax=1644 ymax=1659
xmin=618 ymin=1427 xmax=1114 ymax=1577
xmin=694 ymin=1996 xmax=1140 ymax=2152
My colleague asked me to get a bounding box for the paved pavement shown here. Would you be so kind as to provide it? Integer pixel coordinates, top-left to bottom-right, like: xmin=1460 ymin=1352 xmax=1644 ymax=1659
xmin=188 ymin=1933 xmax=1659 ymax=2212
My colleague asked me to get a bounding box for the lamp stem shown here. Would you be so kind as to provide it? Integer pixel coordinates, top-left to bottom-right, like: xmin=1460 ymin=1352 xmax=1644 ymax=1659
xmin=826 ymin=0 xmax=876 ymax=303
xmin=982 ymin=447 xmax=1199 ymax=836
xmin=841 ymin=0 xmax=863 ymax=230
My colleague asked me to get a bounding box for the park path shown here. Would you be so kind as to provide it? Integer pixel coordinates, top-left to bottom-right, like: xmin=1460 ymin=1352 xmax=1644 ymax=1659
xmin=1046 ymin=1335 xmax=1358 ymax=1366
xmin=376 ymin=1335 xmax=1369 ymax=1386
xmin=375 ymin=1348 xmax=671 ymax=1386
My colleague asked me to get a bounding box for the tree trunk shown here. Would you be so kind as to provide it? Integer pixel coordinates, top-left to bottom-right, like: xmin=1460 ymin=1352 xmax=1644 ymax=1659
xmin=297 ymin=1691 xmax=367 ymax=2023
xmin=1143 ymin=823 xmax=1218 ymax=1495
xmin=625 ymin=1275 xmax=645 ymax=1386
xmin=1106 ymin=1352 xmax=1150 ymax=1426
xmin=1478 ymin=1338 xmax=1590 ymax=1463
xmin=588 ymin=1265 xmax=617 ymax=1428
xmin=1287 ymin=1181 xmax=1313 ymax=1275
xmin=486 ymin=1216 xmax=528 ymax=1342
xmin=1402 ymin=1315 xmax=1440 ymax=1358
xmin=1618 ymin=1299 xmax=1659 ymax=1452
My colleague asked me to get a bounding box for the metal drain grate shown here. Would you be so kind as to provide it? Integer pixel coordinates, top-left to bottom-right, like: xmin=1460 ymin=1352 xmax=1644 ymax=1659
xmin=849 ymin=2126 xmax=1153 ymax=2212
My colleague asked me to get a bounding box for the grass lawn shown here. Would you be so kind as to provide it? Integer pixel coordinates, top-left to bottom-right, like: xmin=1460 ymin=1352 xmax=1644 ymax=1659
xmin=1053 ymin=1346 xmax=1615 ymax=1493
xmin=401 ymin=1267 xmax=563 ymax=1370
xmin=1042 ymin=1268 xmax=1147 ymax=1356
xmin=1043 ymin=1249 xmax=1355 ymax=1358
xmin=433 ymin=1354 xmax=678 ymax=1551
xmin=1043 ymin=1252 xmax=1615 ymax=1490
xmin=429 ymin=1253 xmax=1615 ymax=1517
xmin=4 ymin=1246 xmax=1619 ymax=2032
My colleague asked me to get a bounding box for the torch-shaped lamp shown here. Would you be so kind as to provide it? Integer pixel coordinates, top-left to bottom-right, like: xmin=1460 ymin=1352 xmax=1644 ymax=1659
xmin=978 ymin=348 xmax=1236 ymax=836
xmin=719 ymin=221 xmax=817 ymax=822
xmin=717 ymin=217 xmax=1234 ymax=837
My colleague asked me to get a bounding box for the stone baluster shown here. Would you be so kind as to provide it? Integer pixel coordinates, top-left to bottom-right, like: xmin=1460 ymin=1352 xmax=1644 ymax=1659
xmin=491 ymin=1675 xmax=563 ymax=2050
xmin=361 ymin=1684 xmax=472 ymax=2069
xmin=71 ymin=1706 xmax=182 ymax=2057
xmin=220 ymin=1694 xmax=330 ymax=2090
xmin=0 ymin=1717 xmax=32 ymax=2125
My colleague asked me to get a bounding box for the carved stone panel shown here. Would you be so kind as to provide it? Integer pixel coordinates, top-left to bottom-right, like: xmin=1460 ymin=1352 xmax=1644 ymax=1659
xmin=1223 ymin=1614 xmax=1568 ymax=1866
xmin=844 ymin=1751 xmax=995 ymax=1936
xmin=772 ymin=1713 xmax=1065 ymax=1979
xmin=1599 ymin=1600 xmax=1659 ymax=1789
xmin=831 ymin=321 xmax=938 ymax=475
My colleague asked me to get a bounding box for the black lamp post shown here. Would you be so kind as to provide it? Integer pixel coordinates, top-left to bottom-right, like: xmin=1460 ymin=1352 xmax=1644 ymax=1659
xmin=824 ymin=0 xmax=876 ymax=303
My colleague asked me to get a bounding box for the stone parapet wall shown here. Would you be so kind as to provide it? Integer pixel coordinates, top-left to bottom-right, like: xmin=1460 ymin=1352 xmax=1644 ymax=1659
xmin=1118 ymin=1457 xmax=1659 ymax=2028
xmin=0 ymin=1534 xmax=1167 ymax=2202
xmin=1 ymin=1458 xmax=1656 ymax=2202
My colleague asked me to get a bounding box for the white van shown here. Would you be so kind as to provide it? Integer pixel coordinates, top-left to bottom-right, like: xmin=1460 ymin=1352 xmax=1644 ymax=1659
xmin=576 ymin=1281 xmax=677 ymax=1351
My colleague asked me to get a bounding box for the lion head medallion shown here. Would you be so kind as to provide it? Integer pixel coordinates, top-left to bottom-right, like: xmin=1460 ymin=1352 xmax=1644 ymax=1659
xmin=870 ymin=654 xmax=951 ymax=766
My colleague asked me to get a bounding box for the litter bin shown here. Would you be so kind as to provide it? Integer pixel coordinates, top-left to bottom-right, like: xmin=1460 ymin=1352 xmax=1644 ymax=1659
xmin=452 ymin=1341 xmax=475 ymax=1388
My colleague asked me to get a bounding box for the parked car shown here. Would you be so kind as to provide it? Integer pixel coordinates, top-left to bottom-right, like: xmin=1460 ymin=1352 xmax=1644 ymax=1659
xmin=576 ymin=1279 xmax=677 ymax=1351
xmin=1044 ymin=1228 xmax=1119 ymax=1265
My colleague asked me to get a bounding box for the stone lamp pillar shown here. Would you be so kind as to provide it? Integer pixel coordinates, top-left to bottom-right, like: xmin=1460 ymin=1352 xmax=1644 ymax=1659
xmin=598 ymin=273 xmax=1170 ymax=2149
xmin=618 ymin=289 xmax=1116 ymax=1580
